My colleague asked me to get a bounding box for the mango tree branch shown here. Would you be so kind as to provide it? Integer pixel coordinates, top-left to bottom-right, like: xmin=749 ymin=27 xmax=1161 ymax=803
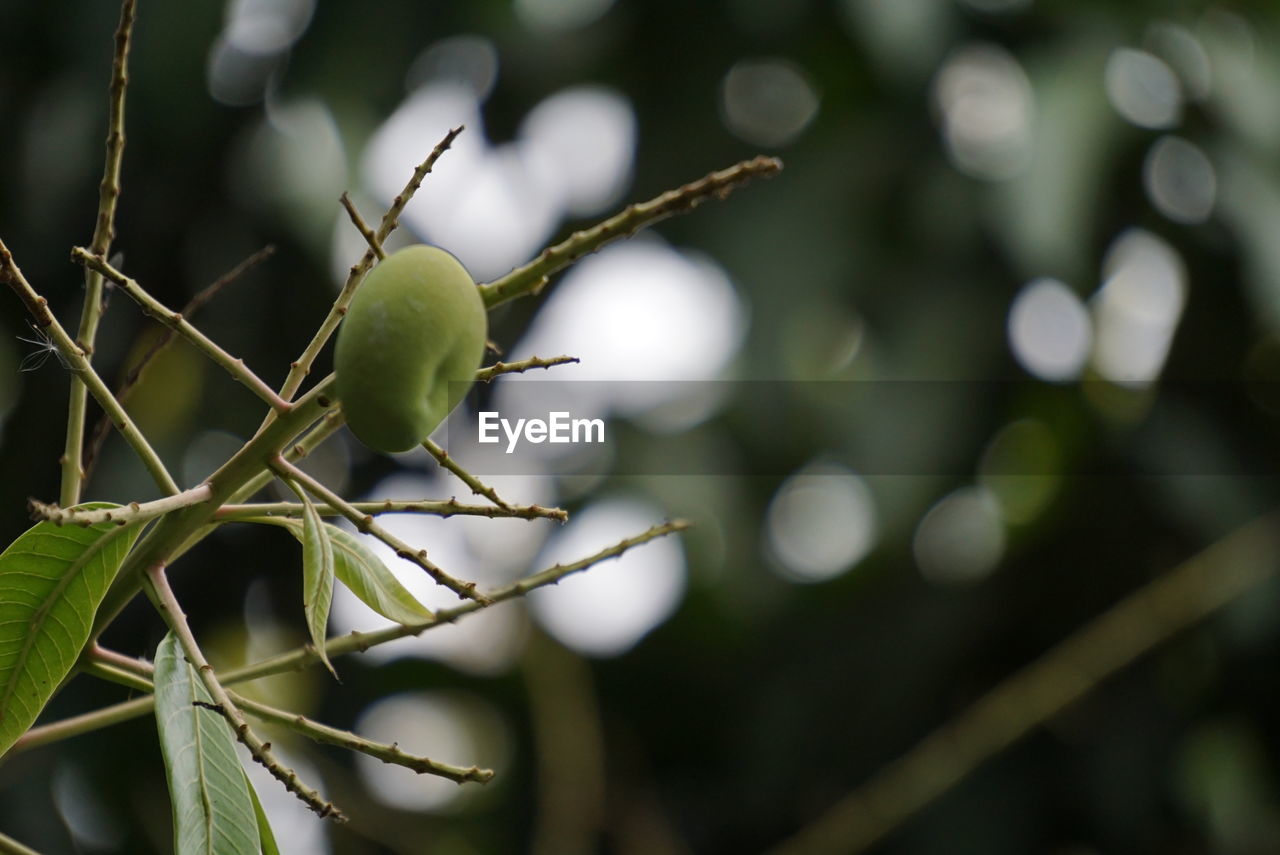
xmin=29 ymin=483 xmax=213 ymax=527
xmin=215 ymin=498 xmax=567 ymax=523
xmin=143 ymin=561 xmax=344 ymax=821
xmin=227 ymin=519 xmax=690 ymax=683
xmin=0 ymin=238 xmax=179 ymax=496
xmin=225 ymin=689 xmax=495 ymax=785
xmin=82 ymin=244 xmax=276 ymax=487
xmin=62 ymin=0 xmax=136 ymax=508
xmin=475 ymin=354 xmax=580 ymax=383
xmin=478 ymin=156 xmax=782 ymax=309
xmin=268 ymin=456 xmax=489 ymax=603
xmin=89 ymin=376 xmax=340 ymax=642
xmin=71 ymin=248 xmax=291 ymax=412
xmin=19 ymin=520 xmax=687 ymax=751
xmin=422 ymin=438 xmax=511 ymax=510
xmin=276 ymin=126 xmax=464 ymax=403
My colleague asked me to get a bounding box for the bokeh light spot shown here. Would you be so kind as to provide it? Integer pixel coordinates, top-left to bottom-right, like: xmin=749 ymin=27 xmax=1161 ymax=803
xmin=1105 ymin=47 xmax=1182 ymax=129
xmin=1143 ymin=135 xmax=1216 ymax=224
xmin=913 ymin=485 xmax=1005 ymax=585
xmin=933 ymin=43 xmax=1034 ymax=180
xmin=720 ymin=58 xmax=820 ymax=148
xmin=765 ymin=463 xmax=878 ymax=583
xmin=1091 ymin=229 xmax=1186 ymax=384
xmin=1008 ymin=277 xmax=1092 ymax=382
xmin=527 ymin=497 xmax=686 ymax=657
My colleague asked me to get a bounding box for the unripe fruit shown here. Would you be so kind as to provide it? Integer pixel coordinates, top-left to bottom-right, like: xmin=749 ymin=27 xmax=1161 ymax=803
xmin=335 ymin=245 xmax=487 ymax=454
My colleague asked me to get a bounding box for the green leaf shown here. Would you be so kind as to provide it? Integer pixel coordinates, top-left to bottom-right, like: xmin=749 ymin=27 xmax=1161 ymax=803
xmin=0 ymin=503 xmax=142 ymax=757
xmin=243 ymin=771 xmax=281 ymax=855
xmin=325 ymin=523 xmax=434 ymax=626
xmin=154 ymin=632 xmax=261 ymax=855
xmin=287 ymin=482 xmax=337 ymax=678
xmin=273 ymin=519 xmax=433 ymax=627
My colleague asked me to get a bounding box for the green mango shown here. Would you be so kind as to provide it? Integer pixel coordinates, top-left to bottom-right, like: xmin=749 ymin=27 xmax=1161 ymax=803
xmin=335 ymin=245 xmax=487 ymax=453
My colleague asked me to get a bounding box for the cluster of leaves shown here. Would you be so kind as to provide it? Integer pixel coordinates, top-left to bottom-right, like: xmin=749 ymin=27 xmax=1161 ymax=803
xmin=0 ymin=2 xmax=776 ymax=851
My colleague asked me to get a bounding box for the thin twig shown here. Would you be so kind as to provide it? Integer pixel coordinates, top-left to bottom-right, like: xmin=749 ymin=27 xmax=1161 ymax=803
xmin=143 ymin=561 xmax=344 ymax=821
xmin=339 ymin=193 xmax=385 ymax=260
xmin=478 ymin=156 xmax=783 ymax=309
xmin=475 ymin=354 xmax=580 ymax=383
xmin=763 ymin=510 xmax=1280 ymax=855
xmin=61 ymin=0 xmax=136 ymax=508
xmin=15 ymin=521 xmax=688 ymax=750
xmin=422 ymin=438 xmax=511 ymax=510
xmin=29 ymin=484 xmax=212 ymax=527
xmin=268 ymin=456 xmax=489 ymax=603
xmin=227 ymin=689 xmax=494 ymax=785
xmin=82 ymin=244 xmax=275 ymax=486
xmin=227 ymin=519 xmax=691 ymax=684
xmin=276 ymin=126 xmax=464 ymax=404
xmin=0 ymin=829 xmax=43 ymax=855
xmin=0 ymin=239 xmax=179 ymax=496
xmin=71 ymin=248 xmax=291 ymax=412
xmin=215 ymin=498 xmax=567 ymax=523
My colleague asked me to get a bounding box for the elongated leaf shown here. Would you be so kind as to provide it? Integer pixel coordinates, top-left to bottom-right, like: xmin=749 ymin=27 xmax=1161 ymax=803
xmin=154 ymin=632 xmax=261 ymax=855
xmin=0 ymin=503 xmax=141 ymax=757
xmin=243 ymin=771 xmax=280 ymax=855
xmin=325 ymin=523 xmax=434 ymax=626
xmin=276 ymin=519 xmax=433 ymax=626
xmin=289 ymin=484 xmax=336 ymax=678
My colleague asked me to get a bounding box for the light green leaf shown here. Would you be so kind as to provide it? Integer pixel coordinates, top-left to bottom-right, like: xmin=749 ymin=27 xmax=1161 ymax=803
xmin=273 ymin=518 xmax=433 ymax=627
xmin=154 ymin=632 xmax=260 ymax=855
xmin=324 ymin=523 xmax=433 ymax=626
xmin=287 ymin=483 xmax=337 ymax=678
xmin=243 ymin=770 xmax=281 ymax=855
xmin=0 ymin=503 xmax=142 ymax=757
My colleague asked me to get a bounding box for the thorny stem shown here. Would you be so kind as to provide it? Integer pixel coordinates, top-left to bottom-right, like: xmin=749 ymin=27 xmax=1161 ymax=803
xmin=0 ymin=239 xmax=179 ymax=496
xmin=475 ymin=354 xmax=580 ymax=383
xmin=274 ymin=126 xmax=464 ymax=405
xmin=422 ymin=438 xmax=511 ymax=510
xmin=215 ymin=498 xmax=567 ymax=523
xmin=478 ymin=156 xmax=783 ymax=309
xmin=78 ymin=645 xmax=489 ymax=785
xmin=229 ymin=519 xmax=690 ymax=683
xmin=268 ymin=456 xmax=489 ymax=603
xmin=62 ymin=0 xmax=135 ymax=508
xmin=15 ymin=521 xmax=688 ymax=751
xmin=29 ymin=484 xmax=212 ymax=527
xmin=72 ymin=248 xmax=291 ymax=412
xmin=339 ymin=193 xmax=385 ymax=260
xmin=226 ymin=690 xmax=495 ymax=785
xmin=82 ymin=244 xmax=276 ymax=487
xmin=143 ymin=561 xmax=344 ymax=821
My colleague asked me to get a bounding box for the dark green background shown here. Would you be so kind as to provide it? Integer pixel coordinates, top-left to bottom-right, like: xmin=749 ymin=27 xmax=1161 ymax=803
xmin=3 ymin=1 xmax=1280 ymax=853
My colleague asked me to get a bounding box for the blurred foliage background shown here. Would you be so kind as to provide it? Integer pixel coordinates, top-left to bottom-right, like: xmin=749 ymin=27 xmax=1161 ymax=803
xmin=4 ymin=0 xmax=1280 ymax=853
